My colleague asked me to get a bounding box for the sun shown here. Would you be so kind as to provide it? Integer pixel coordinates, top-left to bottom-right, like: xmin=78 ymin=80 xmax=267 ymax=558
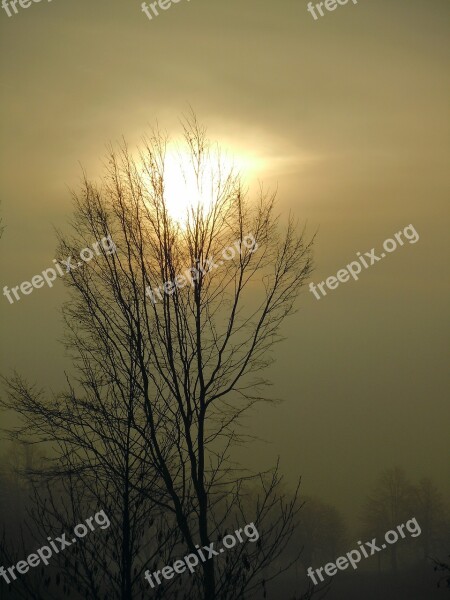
xmin=162 ymin=151 xmax=210 ymax=225
xmin=160 ymin=146 xmax=261 ymax=225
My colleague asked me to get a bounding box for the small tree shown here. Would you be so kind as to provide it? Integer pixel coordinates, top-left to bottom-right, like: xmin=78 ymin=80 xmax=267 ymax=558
xmin=413 ymin=477 xmax=448 ymax=560
xmin=361 ymin=467 xmax=414 ymax=572
xmin=297 ymin=497 xmax=347 ymax=569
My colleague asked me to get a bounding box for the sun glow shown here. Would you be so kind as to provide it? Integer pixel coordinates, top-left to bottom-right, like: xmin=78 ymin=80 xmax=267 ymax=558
xmin=160 ymin=147 xmax=261 ymax=225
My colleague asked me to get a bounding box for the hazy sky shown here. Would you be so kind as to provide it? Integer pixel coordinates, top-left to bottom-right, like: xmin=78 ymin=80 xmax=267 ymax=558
xmin=1 ymin=0 xmax=449 ymax=523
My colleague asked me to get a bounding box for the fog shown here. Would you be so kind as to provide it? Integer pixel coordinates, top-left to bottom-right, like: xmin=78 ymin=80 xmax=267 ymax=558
xmin=0 ymin=0 xmax=449 ymax=598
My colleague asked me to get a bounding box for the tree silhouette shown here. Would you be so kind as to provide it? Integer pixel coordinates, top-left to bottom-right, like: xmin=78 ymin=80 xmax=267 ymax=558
xmin=361 ymin=467 xmax=415 ymax=573
xmin=413 ymin=477 xmax=449 ymax=561
xmin=297 ymin=497 xmax=348 ymax=569
xmin=1 ymin=114 xmax=314 ymax=600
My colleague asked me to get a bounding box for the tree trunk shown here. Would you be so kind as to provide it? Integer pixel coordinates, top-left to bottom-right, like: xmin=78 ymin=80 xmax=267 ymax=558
xmin=202 ymin=559 xmax=216 ymax=600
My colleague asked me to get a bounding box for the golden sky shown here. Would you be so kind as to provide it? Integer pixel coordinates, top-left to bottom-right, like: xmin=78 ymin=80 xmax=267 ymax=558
xmin=1 ymin=0 xmax=449 ymax=520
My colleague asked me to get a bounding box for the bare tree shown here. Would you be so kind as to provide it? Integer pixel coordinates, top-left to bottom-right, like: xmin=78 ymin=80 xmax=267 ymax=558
xmin=297 ymin=497 xmax=348 ymax=570
xmin=1 ymin=114 xmax=314 ymax=600
xmin=413 ymin=477 xmax=449 ymax=561
xmin=361 ymin=467 xmax=415 ymax=573
xmin=2 ymin=370 xmax=182 ymax=600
